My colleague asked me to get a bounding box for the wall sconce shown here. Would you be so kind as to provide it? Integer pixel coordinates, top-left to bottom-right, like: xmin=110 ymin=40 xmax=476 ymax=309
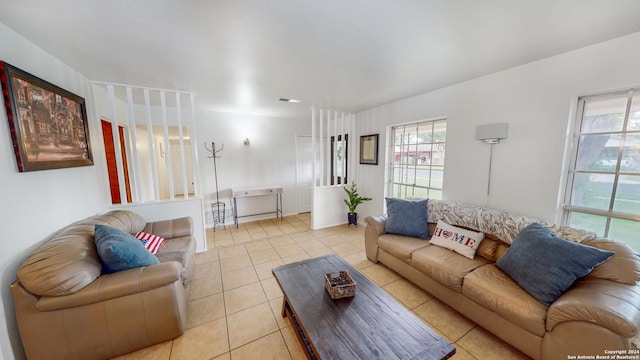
xmin=475 ymin=123 xmax=508 ymax=197
xmin=475 ymin=123 xmax=508 ymax=144
xmin=243 ymin=138 xmax=250 ymax=146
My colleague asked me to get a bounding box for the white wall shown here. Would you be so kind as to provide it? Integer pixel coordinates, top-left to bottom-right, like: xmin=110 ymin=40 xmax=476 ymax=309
xmin=353 ymin=32 xmax=640 ymax=224
xmin=0 ymin=23 xmax=111 ymax=359
xmin=196 ymin=111 xmax=310 ymax=224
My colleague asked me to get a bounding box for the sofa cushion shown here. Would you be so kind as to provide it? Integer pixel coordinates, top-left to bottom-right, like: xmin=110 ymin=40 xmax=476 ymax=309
xmin=462 ymin=264 xmax=548 ymax=337
xmin=385 ymin=198 xmax=429 ymax=239
xmin=95 ymin=224 xmax=159 ymax=274
xmin=497 ymin=223 xmax=614 ymax=306
xmin=16 ymin=223 xmax=102 ymax=296
xmin=16 ymin=211 xmax=147 ymax=297
xmin=158 ymin=235 xmax=197 ymax=254
xmin=86 ymin=210 xmax=147 ymax=234
xmin=411 ymin=245 xmax=491 ymax=292
xmin=378 ymin=234 xmax=431 ymax=263
xmin=429 ymin=220 xmax=485 ymax=259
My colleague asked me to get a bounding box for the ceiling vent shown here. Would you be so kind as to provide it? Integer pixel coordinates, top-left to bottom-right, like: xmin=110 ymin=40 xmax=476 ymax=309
xmin=278 ymin=98 xmax=300 ymax=103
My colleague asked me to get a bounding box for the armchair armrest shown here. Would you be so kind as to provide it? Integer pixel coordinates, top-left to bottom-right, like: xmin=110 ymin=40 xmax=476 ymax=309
xmin=36 ymin=261 xmax=182 ymax=311
xmin=547 ymin=277 xmax=640 ymax=338
xmin=143 ymin=216 xmax=193 ymax=239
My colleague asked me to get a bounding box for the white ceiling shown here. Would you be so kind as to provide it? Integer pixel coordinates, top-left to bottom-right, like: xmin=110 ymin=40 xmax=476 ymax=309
xmin=1 ymin=0 xmax=640 ymax=119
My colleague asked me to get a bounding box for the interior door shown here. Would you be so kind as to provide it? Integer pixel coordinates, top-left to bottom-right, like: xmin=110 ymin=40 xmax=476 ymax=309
xmin=101 ymin=119 xmax=132 ymax=204
xmin=296 ymin=135 xmax=313 ymax=213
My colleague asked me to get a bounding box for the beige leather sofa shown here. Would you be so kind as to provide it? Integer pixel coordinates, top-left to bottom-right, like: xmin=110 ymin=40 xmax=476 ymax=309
xmin=11 ymin=210 xmax=196 ymax=360
xmin=365 ymin=199 xmax=640 ymax=360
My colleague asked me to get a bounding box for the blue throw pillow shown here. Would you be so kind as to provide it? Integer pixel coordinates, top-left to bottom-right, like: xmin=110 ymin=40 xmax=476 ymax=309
xmin=94 ymin=224 xmax=159 ymax=273
xmin=385 ymin=198 xmax=429 ymax=239
xmin=496 ymin=223 xmax=614 ymax=306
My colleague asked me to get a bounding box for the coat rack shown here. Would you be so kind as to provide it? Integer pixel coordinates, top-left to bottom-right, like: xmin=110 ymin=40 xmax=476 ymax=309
xmin=205 ymin=142 xmax=225 ymax=229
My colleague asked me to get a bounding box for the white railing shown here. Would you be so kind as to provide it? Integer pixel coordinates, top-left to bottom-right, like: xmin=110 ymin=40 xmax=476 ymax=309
xmin=91 ymin=81 xmax=200 ymax=203
xmin=311 ymin=108 xmax=355 ymax=188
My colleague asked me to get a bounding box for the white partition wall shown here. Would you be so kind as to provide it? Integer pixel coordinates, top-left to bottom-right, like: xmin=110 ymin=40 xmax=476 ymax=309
xmin=310 ymin=108 xmax=356 ymax=229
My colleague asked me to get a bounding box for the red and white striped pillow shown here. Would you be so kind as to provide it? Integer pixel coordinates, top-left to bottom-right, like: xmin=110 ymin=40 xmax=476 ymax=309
xmin=134 ymin=232 xmax=165 ymax=255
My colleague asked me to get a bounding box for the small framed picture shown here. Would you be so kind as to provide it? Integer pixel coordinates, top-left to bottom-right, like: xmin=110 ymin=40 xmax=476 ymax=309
xmin=0 ymin=61 xmax=93 ymax=172
xmin=359 ymin=134 xmax=379 ymax=165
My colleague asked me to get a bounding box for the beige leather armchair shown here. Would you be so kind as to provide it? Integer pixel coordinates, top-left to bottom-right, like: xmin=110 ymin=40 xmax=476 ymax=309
xmin=11 ymin=210 xmax=196 ymax=360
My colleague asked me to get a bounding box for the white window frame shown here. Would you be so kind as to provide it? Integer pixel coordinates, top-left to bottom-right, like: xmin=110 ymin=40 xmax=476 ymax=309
xmin=387 ymin=118 xmax=447 ymax=200
xmin=562 ymin=89 xmax=640 ymax=241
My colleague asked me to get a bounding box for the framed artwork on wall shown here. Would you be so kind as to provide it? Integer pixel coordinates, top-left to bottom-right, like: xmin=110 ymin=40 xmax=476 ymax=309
xmin=0 ymin=61 xmax=93 ymax=172
xmin=360 ymin=133 xmax=379 ymax=165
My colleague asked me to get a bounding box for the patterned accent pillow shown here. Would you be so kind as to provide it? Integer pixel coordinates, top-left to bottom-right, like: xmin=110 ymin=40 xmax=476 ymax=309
xmin=427 ymin=199 xmax=535 ymax=244
xmin=429 ymin=220 xmax=485 ymax=259
xmin=134 ymin=231 xmax=165 ymax=255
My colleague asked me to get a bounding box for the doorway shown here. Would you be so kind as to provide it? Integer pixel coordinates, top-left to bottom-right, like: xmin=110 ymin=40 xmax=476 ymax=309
xmin=295 ymin=134 xmax=313 ymax=213
xmin=169 ymin=140 xmax=194 ymax=197
xmin=101 ymin=119 xmax=132 ymax=204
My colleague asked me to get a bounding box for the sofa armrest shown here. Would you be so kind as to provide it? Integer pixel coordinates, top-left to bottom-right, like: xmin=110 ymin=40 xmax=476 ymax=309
xmin=36 ymin=261 xmax=182 ymax=311
xmin=144 ymin=216 xmax=193 ymax=239
xmin=364 ymin=215 xmax=387 ymax=262
xmin=547 ymin=277 xmax=640 ymax=338
xmin=365 ymin=214 xmax=387 ymax=235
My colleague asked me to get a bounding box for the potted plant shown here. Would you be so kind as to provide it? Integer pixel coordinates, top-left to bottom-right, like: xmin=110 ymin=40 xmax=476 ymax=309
xmin=343 ymin=181 xmax=372 ymax=226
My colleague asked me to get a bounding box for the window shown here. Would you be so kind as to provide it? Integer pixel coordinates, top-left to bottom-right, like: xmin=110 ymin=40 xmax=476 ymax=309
xmin=389 ymin=119 xmax=446 ymax=199
xmin=563 ymin=90 xmax=640 ymax=251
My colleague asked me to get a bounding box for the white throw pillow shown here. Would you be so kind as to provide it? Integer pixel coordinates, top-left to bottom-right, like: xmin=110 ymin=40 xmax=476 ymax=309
xmin=429 ymin=220 xmax=485 ymax=259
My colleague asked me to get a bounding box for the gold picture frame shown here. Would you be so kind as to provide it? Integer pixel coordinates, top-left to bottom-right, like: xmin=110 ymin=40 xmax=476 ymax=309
xmin=0 ymin=61 xmax=93 ymax=172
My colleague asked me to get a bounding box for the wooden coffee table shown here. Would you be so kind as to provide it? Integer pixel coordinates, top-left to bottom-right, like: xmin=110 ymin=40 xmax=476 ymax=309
xmin=272 ymin=254 xmax=455 ymax=359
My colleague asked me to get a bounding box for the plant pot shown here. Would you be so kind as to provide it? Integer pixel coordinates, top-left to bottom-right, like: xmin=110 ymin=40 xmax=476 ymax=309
xmin=347 ymin=212 xmax=358 ymax=226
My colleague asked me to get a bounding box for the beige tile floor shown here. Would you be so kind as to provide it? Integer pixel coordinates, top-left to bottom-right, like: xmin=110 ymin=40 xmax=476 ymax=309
xmin=114 ymin=214 xmax=531 ymax=360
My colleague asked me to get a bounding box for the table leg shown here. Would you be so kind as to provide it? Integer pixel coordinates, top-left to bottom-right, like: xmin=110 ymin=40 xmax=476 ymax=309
xmin=281 ymin=296 xmax=289 ymax=318
xmin=233 ymin=197 xmax=238 ymax=229
xmin=281 ymin=297 xmax=318 ymax=360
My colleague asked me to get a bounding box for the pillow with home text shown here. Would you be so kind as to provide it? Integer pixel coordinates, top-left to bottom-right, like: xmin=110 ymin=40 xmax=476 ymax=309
xmin=429 ymin=220 xmax=485 ymax=259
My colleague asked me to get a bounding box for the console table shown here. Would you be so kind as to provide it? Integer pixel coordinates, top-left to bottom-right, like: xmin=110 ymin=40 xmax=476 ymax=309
xmin=232 ymin=186 xmax=283 ymax=228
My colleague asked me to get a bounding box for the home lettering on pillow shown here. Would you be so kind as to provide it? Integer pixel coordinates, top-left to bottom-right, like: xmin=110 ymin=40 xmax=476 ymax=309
xmin=429 ymin=220 xmax=485 ymax=259
xmin=433 ymin=227 xmax=479 ymax=248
